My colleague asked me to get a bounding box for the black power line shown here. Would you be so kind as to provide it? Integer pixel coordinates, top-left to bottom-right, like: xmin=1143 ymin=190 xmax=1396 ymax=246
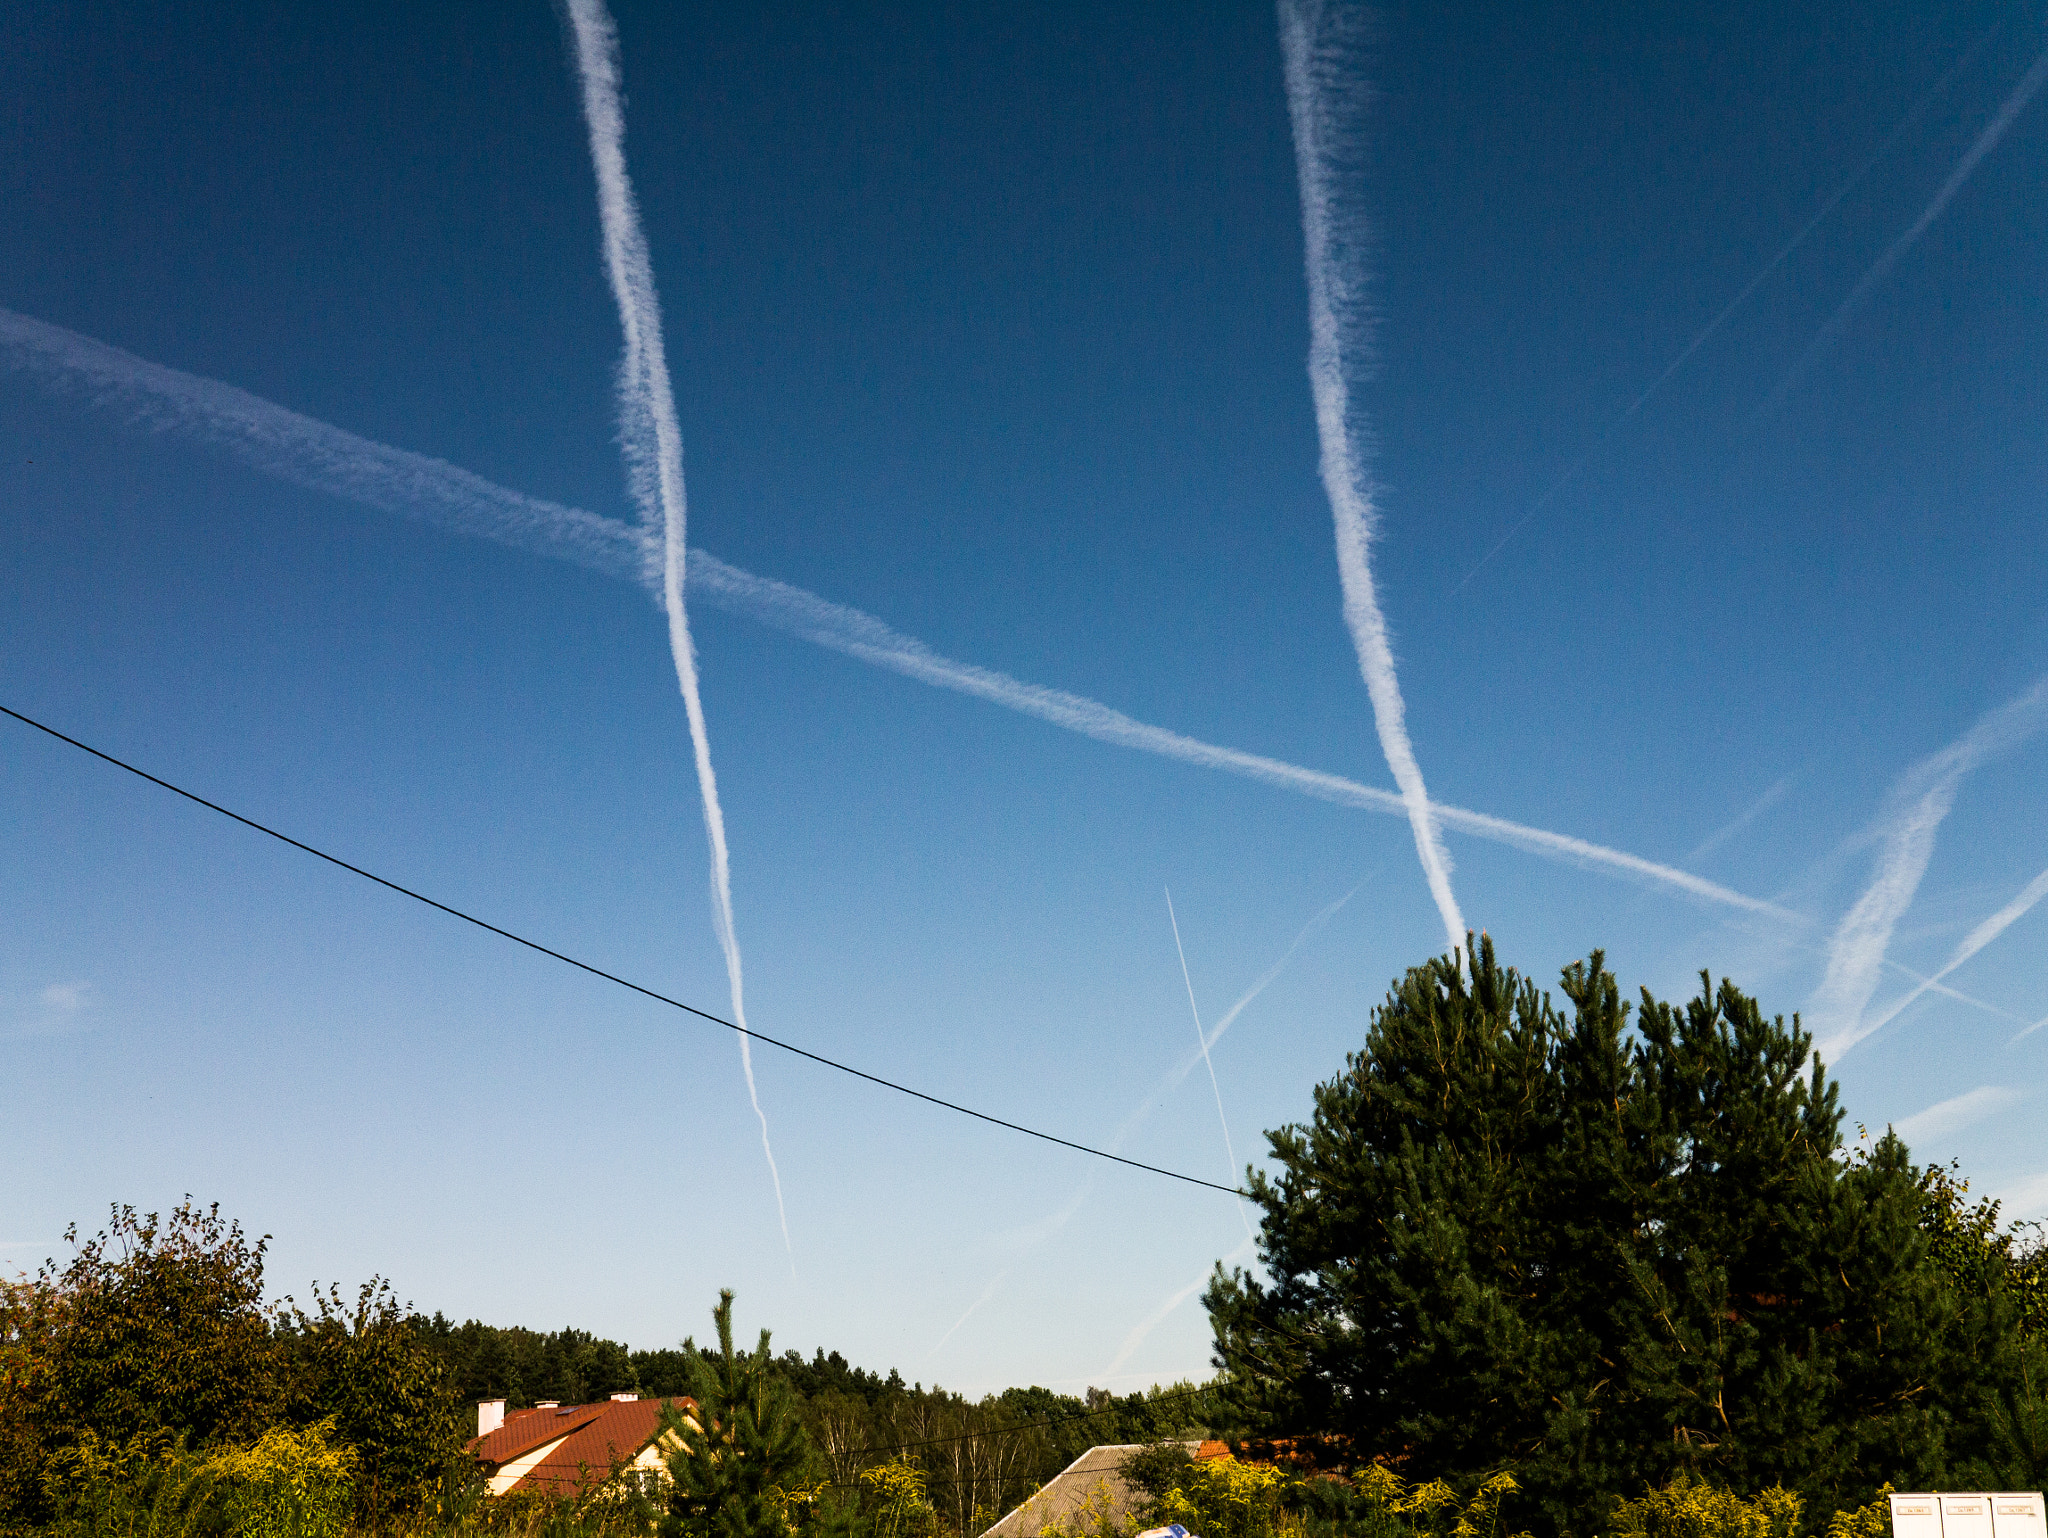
xmin=2 ymin=702 xmax=1252 ymax=1199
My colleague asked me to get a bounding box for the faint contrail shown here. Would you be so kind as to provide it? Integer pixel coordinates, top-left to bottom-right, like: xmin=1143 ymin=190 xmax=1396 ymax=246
xmin=1844 ymin=863 xmax=2048 ymax=1053
xmin=1279 ymin=0 xmax=1464 ymax=959
xmin=1812 ymin=676 xmax=2048 ymax=1059
xmin=1764 ymin=39 xmax=2048 ymax=414
xmin=1893 ymin=1084 xmax=2022 ymax=1148
xmin=2014 ymin=1012 xmax=2048 ymax=1046
xmin=563 ymin=0 xmax=790 ymax=1260
xmin=1101 ymin=1236 xmax=1257 ymax=1382
xmin=1164 ymin=890 xmax=1255 ymax=1242
xmin=1684 ymin=772 xmax=1801 ymax=866
xmin=0 ymin=311 xmax=1794 ymax=922
xmin=1453 ymin=13 xmax=2009 ymax=591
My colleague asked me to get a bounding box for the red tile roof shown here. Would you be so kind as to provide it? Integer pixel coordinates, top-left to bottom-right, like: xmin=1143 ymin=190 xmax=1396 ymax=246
xmin=469 ymin=1397 xmax=693 ymax=1498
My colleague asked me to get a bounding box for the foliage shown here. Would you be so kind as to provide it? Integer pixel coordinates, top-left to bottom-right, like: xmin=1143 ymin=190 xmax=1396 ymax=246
xmin=1147 ymin=1460 xmax=1290 ymax=1538
xmin=858 ymin=1462 xmax=936 ymax=1538
xmin=31 ymin=1435 xmax=220 ymax=1538
xmin=207 ymin=1417 xmax=356 ymax=1538
xmin=282 ymin=1281 xmax=465 ymax=1518
xmin=1608 ymin=1477 xmax=1801 ymax=1538
xmin=1820 ymin=1486 xmax=1893 ymax=1538
xmin=1121 ymin=1444 xmax=1195 ymax=1502
xmin=0 ymin=1201 xmax=285 ymax=1532
xmin=1901 ymin=1153 xmax=2048 ymax=1335
xmin=1205 ymin=937 xmax=2048 ymax=1538
xmin=659 ymin=1292 xmax=816 ymax=1538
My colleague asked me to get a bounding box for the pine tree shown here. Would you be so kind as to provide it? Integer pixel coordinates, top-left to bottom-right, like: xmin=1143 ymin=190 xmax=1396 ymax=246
xmin=661 ymin=1291 xmax=817 ymax=1538
xmin=1205 ymin=938 xmax=2048 ymax=1537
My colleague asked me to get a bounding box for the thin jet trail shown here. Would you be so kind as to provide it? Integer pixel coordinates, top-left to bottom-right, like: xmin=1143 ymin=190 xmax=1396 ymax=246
xmin=926 ymin=886 xmax=1349 ymax=1361
xmin=562 ymin=0 xmax=791 ymax=1260
xmin=0 ymin=309 xmax=1796 ymax=923
xmin=1280 ymin=0 xmax=1464 ymax=958
xmin=1762 ymin=38 xmax=2048 ymax=416
xmin=1453 ymin=13 xmax=2010 ymax=593
xmin=1164 ymin=889 xmax=1256 ymax=1242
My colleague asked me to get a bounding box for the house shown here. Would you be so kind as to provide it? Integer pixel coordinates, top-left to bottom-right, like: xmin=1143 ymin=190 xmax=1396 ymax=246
xmin=977 ymin=1442 xmax=1230 ymax=1538
xmin=469 ymin=1394 xmax=693 ymax=1499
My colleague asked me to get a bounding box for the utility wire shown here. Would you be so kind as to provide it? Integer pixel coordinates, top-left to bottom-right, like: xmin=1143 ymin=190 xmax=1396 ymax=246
xmin=0 ymin=702 xmax=1252 ymax=1200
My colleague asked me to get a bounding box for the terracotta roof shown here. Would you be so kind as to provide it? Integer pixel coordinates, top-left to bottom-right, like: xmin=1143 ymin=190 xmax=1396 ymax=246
xmin=469 ymin=1397 xmax=693 ymax=1498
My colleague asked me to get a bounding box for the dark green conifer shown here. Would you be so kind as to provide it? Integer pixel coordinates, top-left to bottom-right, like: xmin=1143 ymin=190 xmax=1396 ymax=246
xmin=661 ymin=1290 xmax=816 ymax=1538
xmin=1205 ymin=938 xmax=2048 ymax=1537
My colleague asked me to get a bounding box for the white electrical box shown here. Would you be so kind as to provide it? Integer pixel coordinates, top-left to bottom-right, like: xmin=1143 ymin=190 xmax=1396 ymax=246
xmin=1942 ymin=1494 xmax=1996 ymax=1538
xmin=1992 ymin=1494 xmax=2048 ymax=1538
xmin=1893 ymin=1495 xmax=1942 ymax=1538
xmin=1891 ymin=1494 xmax=2047 ymax=1538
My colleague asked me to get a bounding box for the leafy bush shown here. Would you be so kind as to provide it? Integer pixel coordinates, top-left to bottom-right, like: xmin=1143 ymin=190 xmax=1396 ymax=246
xmin=1821 ymin=1487 xmax=1894 ymax=1538
xmin=35 ymin=1434 xmax=221 ymax=1538
xmin=206 ymin=1418 xmax=355 ymax=1538
xmin=1608 ymin=1476 xmax=1801 ymax=1538
xmin=1146 ymin=1460 xmax=1290 ymax=1538
xmin=859 ymin=1462 xmax=937 ymax=1538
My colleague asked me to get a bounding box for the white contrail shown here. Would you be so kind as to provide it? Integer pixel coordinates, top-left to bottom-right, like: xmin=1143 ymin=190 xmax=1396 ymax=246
xmin=1101 ymin=1237 xmax=1257 ymax=1382
xmin=1847 ymin=864 xmax=2048 ymax=1051
xmin=1279 ymin=0 xmax=1463 ymax=959
xmin=1764 ymin=40 xmax=2048 ymax=413
xmin=1452 ymin=14 xmax=2008 ymax=591
xmin=1164 ymin=890 xmax=1255 ymax=1242
xmin=2014 ymin=1012 xmax=2048 ymax=1046
xmin=1893 ymin=1085 xmax=2022 ymax=1149
xmin=1812 ymin=676 xmax=2048 ymax=1060
xmin=0 ymin=311 xmax=1794 ymax=922
xmin=562 ymin=0 xmax=790 ymax=1261
xmin=0 ymin=308 xmax=650 ymax=585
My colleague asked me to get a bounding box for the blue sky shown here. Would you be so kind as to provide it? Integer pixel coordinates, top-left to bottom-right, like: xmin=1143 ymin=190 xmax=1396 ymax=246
xmin=3 ymin=0 xmax=2046 ymax=1395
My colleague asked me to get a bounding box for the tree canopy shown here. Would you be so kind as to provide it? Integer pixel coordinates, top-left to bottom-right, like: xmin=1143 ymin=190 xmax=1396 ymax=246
xmin=1205 ymin=938 xmax=2048 ymax=1537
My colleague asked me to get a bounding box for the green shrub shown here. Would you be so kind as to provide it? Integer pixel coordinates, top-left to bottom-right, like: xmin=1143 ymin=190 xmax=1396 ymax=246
xmin=1822 ymin=1486 xmax=1894 ymax=1538
xmin=1608 ymin=1476 xmax=1801 ymax=1538
xmin=205 ymin=1418 xmax=354 ymax=1538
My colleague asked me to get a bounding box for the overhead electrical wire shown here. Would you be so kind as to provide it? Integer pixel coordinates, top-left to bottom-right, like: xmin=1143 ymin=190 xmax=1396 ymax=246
xmin=0 ymin=702 xmax=1253 ymax=1200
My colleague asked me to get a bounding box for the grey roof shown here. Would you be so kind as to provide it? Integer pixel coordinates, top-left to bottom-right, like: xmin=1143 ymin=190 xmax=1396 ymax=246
xmin=978 ymin=1444 xmax=1198 ymax=1538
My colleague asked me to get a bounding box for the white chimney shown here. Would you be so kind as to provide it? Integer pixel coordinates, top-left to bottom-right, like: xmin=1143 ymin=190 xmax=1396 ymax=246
xmin=611 ymin=1392 xmax=639 ymax=1402
xmin=477 ymin=1400 xmax=506 ymax=1438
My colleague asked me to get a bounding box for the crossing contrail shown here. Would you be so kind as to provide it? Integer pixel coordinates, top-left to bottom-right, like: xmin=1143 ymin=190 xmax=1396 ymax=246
xmin=1280 ymin=0 xmax=1464 ymax=959
xmin=1164 ymin=889 xmax=1255 ymax=1242
xmin=562 ymin=0 xmax=790 ymax=1260
xmin=1843 ymin=863 xmax=2048 ymax=1053
xmin=1764 ymin=38 xmax=2048 ymax=414
xmin=0 ymin=310 xmax=1796 ymax=923
xmin=1812 ymin=675 xmax=2048 ymax=1060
